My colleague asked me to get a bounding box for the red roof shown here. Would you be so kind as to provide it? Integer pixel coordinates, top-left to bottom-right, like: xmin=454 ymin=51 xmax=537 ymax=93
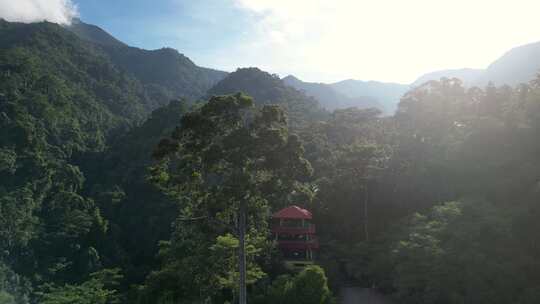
xmin=272 ymin=205 xmax=312 ymax=219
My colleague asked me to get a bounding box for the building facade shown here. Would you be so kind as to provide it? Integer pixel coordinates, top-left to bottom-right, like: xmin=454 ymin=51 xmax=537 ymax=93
xmin=271 ymin=205 xmax=319 ymax=270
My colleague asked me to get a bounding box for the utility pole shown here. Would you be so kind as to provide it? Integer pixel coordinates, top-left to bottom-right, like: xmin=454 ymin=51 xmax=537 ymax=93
xmin=239 ymin=110 xmax=253 ymax=304
xmin=238 ymin=198 xmax=247 ymax=304
xmin=364 ymin=183 xmax=369 ymax=242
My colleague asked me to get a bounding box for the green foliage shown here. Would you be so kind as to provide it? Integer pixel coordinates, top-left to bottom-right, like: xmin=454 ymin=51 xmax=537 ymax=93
xmin=38 ymin=269 xmax=122 ymax=304
xmin=0 ymin=186 xmax=38 ymax=251
xmin=312 ymin=77 xmax=540 ymax=303
xmin=307 ymin=107 xmax=389 ymax=243
xmin=0 ymin=292 xmax=15 ymax=304
xmin=83 ymin=100 xmax=189 ymax=285
xmin=0 ymin=19 xmax=162 ymax=300
xmin=141 ymin=93 xmax=313 ymax=303
xmin=264 ymin=275 xmax=294 ymax=303
xmin=3 ymin=18 xmax=540 ymax=304
xmin=0 ymin=262 xmax=31 ymax=304
xmin=207 ymin=68 xmax=328 ymax=129
xmin=67 ymin=20 xmax=226 ymax=106
xmin=100 ymin=46 xmax=226 ymax=105
xmin=385 ymin=200 xmax=540 ymax=304
xmin=209 ymin=233 xmax=266 ymax=290
xmin=256 ymin=266 xmax=333 ymax=304
xmin=0 ymin=148 xmax=17 ymax=174
xmin=290 ymin=265 xmax=333 ymax=304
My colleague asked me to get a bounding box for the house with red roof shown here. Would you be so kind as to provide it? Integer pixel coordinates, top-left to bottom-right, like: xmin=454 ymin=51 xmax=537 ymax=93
xmin=271 ymin=205 xmax=319 ymax=270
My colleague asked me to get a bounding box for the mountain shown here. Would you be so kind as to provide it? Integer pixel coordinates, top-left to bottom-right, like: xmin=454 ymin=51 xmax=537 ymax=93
xmin=66 ymin=20 xmax=227 ymax=105
xmin=208 ymin=68 xmax=328 ymax=127
xmin=330 ymin=79 xmax=409 ymax=114
xmin=67 ymin=18 xmax=126 ymax=47
xmin=282 ymin=75 xmax=382 ymax=112
xmin=0 ymin=18 xmax=228 ymax=131
xmin=0 ymin=19 xmax=162 ymax=290
xmin=0 ymin=19 xmax=225 ymax=289
xmin=413 ymin=41 xmax=540 ymax=87
xmin=82 ymin=100 xmax=188 ymax=282
xmin=0 ymin=19 xmax=157 ymax=127
xmin=100 ymin=46 xmax=226 ymax=103
xmin=412 ymin=68 xmax=483 ymax=87
xmin=477 ymin=41 xmax=540 ymax=86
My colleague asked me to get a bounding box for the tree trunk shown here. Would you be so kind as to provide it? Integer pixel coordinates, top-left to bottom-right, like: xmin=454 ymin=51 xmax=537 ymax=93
xmin=238 ymin=199 xmax=247 ymax=304
xmin=364 ymin=184 xmax=369 ymax=242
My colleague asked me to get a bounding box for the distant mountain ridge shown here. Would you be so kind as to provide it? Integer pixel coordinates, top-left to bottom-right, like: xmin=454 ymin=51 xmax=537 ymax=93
xmin=413 ymin=41 xmax=540 ymax=87
xmin=67 ymin=18 xmax=126 ymax=48
xmin=330 ymin=79 xmax=409 ymax=114
xmin=208 ymin=68 xmax=327 ymax=127
xmin=412 ymin=68 xmax=483 ymax=87
xmin=282 ymin=75 xmax=383 ymax=112
xmin=284 ymin=40 xmax=540 ymax=114
xmin=477 ymin=41 xmax=540 ymax=85
xmin=13 ymin=18 xmax=540 ymax=119
xmin=282 ymin=75 xmax=410 ymax=114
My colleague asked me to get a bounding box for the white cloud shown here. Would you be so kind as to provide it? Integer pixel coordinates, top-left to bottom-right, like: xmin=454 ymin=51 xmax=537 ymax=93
xmin=0 ymin=0 xmax=78 ymax=25
xmin=232 ymin=0 xmax=540 ymax=83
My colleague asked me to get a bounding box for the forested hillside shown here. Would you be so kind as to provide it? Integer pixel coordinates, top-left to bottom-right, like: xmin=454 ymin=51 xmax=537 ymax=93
xmin=208 ymin=67 xmax=328 ymax=128
xmin=311 ymin=78 xmax=540 ymax=304
xmin=2 ymin=18 xmax=540 ymax=304
xmin=67 ymin=20 xmax=227 ymax=106
xmin=0 ymin=19 xmax=226 ymax=303
xmin=0 ymin=19 xmax=154 ymax=303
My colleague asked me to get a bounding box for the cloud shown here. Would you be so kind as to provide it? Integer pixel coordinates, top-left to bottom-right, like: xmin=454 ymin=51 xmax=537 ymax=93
xmin=0 ymin=0 xmax=78 ymax=25
xmin=230 ymin=0 xmax=540 ymax=83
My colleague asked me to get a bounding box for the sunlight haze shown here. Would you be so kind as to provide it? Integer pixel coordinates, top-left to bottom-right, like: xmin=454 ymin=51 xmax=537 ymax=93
xmin=231 ymin=0 xmax=540 ymax=83
xmin=1 ymin=0 xmax=540 ymax=83
xmin=3 ymin=1 xmax=540 ymax=303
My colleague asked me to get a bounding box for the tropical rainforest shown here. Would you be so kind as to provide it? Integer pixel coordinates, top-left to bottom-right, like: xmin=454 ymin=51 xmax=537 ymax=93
xmin=1 ymin=19 xmax=540 ymax=304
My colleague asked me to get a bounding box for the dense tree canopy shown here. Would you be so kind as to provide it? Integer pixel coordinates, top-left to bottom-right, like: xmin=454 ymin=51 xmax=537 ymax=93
xmin=141 ymin=93 xmax=313 ymax=303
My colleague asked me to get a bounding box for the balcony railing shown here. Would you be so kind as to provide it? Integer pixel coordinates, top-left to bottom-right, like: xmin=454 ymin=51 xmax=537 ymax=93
xmin=271 ymin=224 xmax=316 ymax=234
xmin=276 ymin=237 xmax=319 ymax=249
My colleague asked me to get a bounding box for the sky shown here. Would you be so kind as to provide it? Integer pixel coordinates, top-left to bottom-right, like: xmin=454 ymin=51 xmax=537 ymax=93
xmin=2 ymin=0 xmax=540 ymax=84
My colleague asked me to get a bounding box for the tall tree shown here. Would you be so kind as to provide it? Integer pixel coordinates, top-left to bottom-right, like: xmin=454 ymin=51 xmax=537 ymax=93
xmin=147 ymin=93 xmax=313 ymax=303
